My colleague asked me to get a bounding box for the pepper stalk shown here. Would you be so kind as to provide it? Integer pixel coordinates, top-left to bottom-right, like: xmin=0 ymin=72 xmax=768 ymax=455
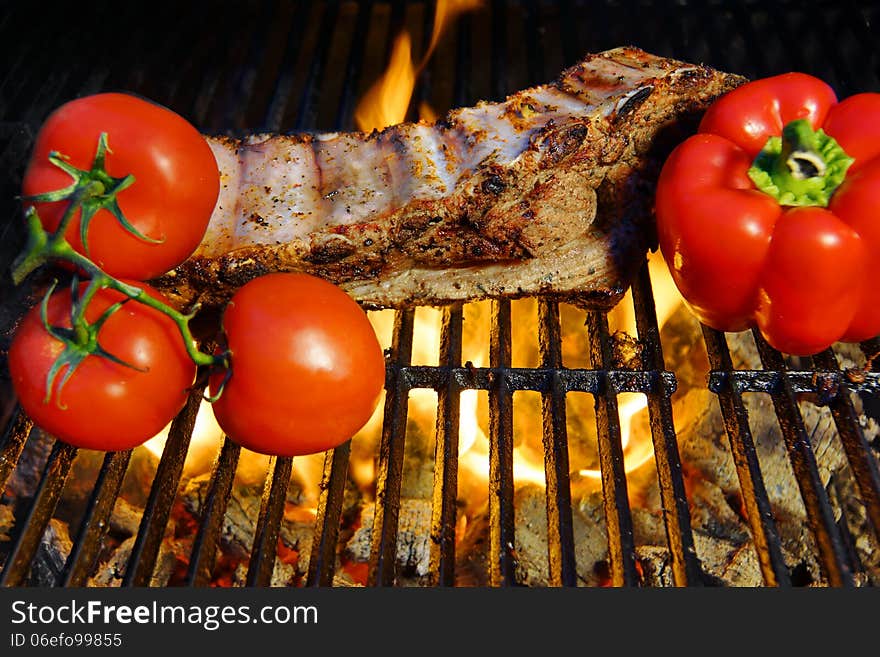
xmin=748 ymin=118 xmax=854 ymax=207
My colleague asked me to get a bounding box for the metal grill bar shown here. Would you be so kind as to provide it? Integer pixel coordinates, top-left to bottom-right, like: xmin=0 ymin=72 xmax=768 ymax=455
xmin=368 ymin=309 xmax=414 ymax=586
xmin=0 ymin=410 xmax=31 ymax=495
xmin=396 ymin=367 xmax=676 ymax=400
xmin=452 ymin=10 xmax=471 ymax=106
xmin=812 ymin=349 xmax=880 ymax=541
xmin=709 ymin=371 xmax=879 ymax=397
xmin=246 ymin=455 xmax=293 ymax=586
xmin=2 ymin=3 xmax=81 ymax=125
xmin=62 ymin=450 xmax=133 ymax=586
xmin=488 ymin=299 xmax=516 ymax=586
xmin=333 ymin=0 xmax=375 ymax=130
xmin=429 ymin=303 xmax=463 ymax=586
xmin=159 ymin=2 xmax=233 ymax=121
xmin=557 ymin=0 xmax=579 ymax=66
xmin=586 ymin=310 xmax=638 ymax=586
xmin=631 ymin=262 xmax=702 ymax=586
xmin=701 ymin=326 xmax=791 ymax=586
xmin=212 ymin=0 xmax=280 ymax=132
xmin=185 ymin=438 xmax=241 ymax=587
xmin=524 ymin=2 xmax=575 ymax=588
xmin=537 ymin=299 xmax=576 ymax=586
xmin=122 ymin=387 xmax=202 ymax=586
xmin=827 ymin=475 xmax=863 ymax=573
xmin=490 ymin=0 xmax=507 ymax=103
xmin=294 ymin=0 xmax=342 ymax=132
xmin=260 ymin=0 xmax=312 ymax=132
xmin=306 ymin=442 xmax=352 ymax=586
xmin=0 ymin=6 xmax=45 ymax=117
xmin=751 ymin=331 xmax=855 ymax=587
xmin=0 ymin=441 xmax=77 ymax=586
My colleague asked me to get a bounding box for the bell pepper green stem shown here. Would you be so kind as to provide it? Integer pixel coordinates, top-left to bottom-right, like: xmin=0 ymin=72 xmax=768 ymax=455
xmin=748 ymin=118 xmax=854 ymax=207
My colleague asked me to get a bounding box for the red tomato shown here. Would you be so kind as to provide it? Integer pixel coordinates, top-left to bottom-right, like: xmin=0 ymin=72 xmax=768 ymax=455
xmin=22 ymin=93 xmax=219 ymax=280
xmin=8 ymin=282 xmax=196 ymax=451
xmin=209 ymin=273 xmax=386 ymax=457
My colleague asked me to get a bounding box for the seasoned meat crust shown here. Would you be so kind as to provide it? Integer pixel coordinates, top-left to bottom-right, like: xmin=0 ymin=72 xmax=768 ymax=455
xmin=154 ymin=47 xmax=744 ymax=309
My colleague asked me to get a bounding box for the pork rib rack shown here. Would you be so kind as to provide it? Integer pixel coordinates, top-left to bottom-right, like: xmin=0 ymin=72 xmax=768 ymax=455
xmin=155 ymin=47 xmax=744 ymax=310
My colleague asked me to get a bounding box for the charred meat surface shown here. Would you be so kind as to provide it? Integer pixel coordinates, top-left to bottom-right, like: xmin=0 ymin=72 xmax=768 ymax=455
xmin=155 ymin=47 xmax=744 ymax=309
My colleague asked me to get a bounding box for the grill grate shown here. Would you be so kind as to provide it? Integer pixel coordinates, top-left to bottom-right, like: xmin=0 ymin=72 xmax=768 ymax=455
xmin=1 ymin=0 xmax=879 ymax=588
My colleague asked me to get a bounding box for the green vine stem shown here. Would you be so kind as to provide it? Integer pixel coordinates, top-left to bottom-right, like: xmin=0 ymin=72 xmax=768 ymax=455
xmin=15 ymin=206 xmax=224 ymax=370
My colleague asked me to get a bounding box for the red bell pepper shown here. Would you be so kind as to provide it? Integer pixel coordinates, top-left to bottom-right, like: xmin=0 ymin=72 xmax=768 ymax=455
xmin=655 ymin=73 xmax=880 ymax=355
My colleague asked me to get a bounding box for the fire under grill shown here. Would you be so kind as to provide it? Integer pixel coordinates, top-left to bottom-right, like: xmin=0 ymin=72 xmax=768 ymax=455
xmin=1 ymin=0 xmax=880 ymax=588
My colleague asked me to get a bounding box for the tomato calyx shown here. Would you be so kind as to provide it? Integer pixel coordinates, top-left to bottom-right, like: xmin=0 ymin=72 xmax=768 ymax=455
xmin=38 ymin=276 xmax=146 ymax=406
xmin=748 ymin=118 xmax=854 ymax=207
xmin=13 ymin=133 xmax=160 ymax=284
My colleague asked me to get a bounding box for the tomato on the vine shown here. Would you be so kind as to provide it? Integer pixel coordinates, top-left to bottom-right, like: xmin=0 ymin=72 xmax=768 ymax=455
xmin=209 ymin=273 xmax=386 ymax=457
xmin=8 ymin=281 xmax=196 ymax=451
xmin=21 ymin=92 xmax=219 ymax=280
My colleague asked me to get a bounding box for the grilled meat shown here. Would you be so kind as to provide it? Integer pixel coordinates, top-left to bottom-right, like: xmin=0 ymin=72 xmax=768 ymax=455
xmin=154 ymin=47 xmax=744 ymax=309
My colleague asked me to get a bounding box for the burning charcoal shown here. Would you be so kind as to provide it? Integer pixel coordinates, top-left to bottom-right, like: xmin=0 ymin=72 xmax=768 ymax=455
xmin=89 ymin=536 xmax=187 ymax=587
xmin=660 ymin=314 xmax=880 ymax=583
xmin=344 ymin=498 xmax=433 ymax=579
xmin=631 ymin=484 xmax=766 ymax=586
xmin=515 ymin=485 xmax=609 ymax=587
xmin=672 ymin=386 xmax=827 ymax=579
xmin=181 ymin=473 xmax=317 ymax=581
xmin=691 ymin=534 xmax=763 ymax=586
xmin=610 ymin=330 xmax=644 ymax=369
xmin=331 ymin=571 xmax=364 ymax=587
xmin=633 ymin=505 xmax=764 ymax=587
xmin=635 ymin=546 xmax=674 ymax=587
xmin=149 ymin=539 xmax=189 ymax=586
xmin=182 ymin=474 xmax=261 ymax=562
xmin=27 ymin=519 xmax=72 ymax=586
xmin=229 ymin=559 xmax=297 ymax=587
xmin=273 ymin=562 xmax=296 ymax=587
xmin=685 ymin=479 xmax=751 ymax=545
xmin=455 ymin=513 xmax=490 ymax=586
xmin=455 ymin=486 xmax=610 ymax=587
xmin=267 ymin=561 xmax=296 ymax=587
xmin=401 ymin=421 xmax=436 ymax=501
xmin=827 ymin=474 xmax=879 ymax=585
xmin=90 ymin=537 xmax=134 ymax=587
xmin=279 ymin=507 xmax=317 ymax=578
xmin=0 ymin=504 xmax=13 ymax=542
xmin=631 ymin=506 xmax=667 ymax=547
xmin=109 ymin=497 xmax=144 ymax=537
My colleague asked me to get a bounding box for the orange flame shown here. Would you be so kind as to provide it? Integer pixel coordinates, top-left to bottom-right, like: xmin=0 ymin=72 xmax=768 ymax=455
xmin=355 ymin=32 xmax=417 ymax=132
xmin=355 ymin=0 xmax=483 ymax=132
xmin=141 ymin=400 xmax=224 ymax=476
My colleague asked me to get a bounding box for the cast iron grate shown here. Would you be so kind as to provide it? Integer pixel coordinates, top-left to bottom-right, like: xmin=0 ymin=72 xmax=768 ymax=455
xmin=0 ymin=0 xmax=879 ymax=587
